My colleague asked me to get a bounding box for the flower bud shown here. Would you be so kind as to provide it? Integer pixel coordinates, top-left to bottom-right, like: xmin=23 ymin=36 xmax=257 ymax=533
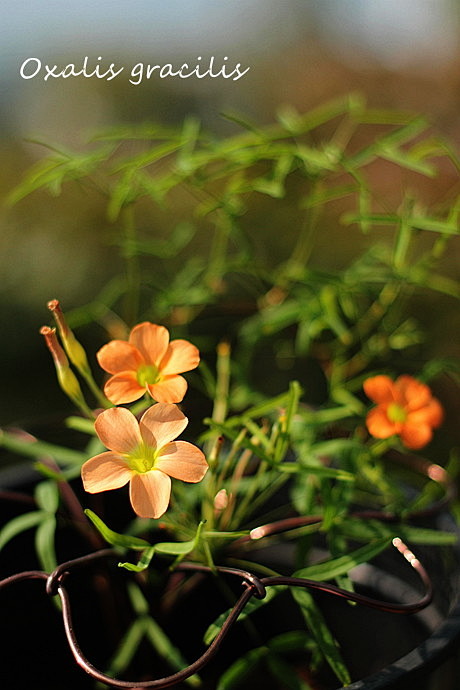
xmin=40 ymin=326 xmax=90 ymax=413
xmin=214 ymin=488 xmax=229 ymax=511
xmin=47 ymin=299 xmax=90 ymax=375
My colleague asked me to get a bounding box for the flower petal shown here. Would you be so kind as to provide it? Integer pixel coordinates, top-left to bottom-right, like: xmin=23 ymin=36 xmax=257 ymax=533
xmin=97 ymin=340 xmax=144 ymax=375
xmin=95 ymin=407 xmax=142 ymax=453
xmin=129 ymin=471 xmax=171 ymax=518
xmin=156 ymin=441 xmax=208 ymax=482
xmin=160 ymin=340 xmax=200 ymax=376
xmin=104 ymin=373 xmax=145 ymax=405
xmin=396 ymin=376 xmax=431 ymax=411
xmin=363 ymin=376 xmax=397 ymax=404
xmin=365 ymin=407 xmax=400 ymax=439
xmin=139 ymin=403 xmax=188 ymax=449
xmin=400 ymin=423 xmax=433 ymax=450
xmin=407 ymin=398 xmax=444 ymax=429
xmin=81 ymin=452 xmax=132 ymax=493
xmin=129 ymin=322 xmax=169 ymax=366
xmin=148 ymin=375 xmax=188 ymax=404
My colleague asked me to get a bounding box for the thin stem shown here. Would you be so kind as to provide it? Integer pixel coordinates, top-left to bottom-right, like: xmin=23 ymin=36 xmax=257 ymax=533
xmin=121 ymin=204 xmax=141 ymax=326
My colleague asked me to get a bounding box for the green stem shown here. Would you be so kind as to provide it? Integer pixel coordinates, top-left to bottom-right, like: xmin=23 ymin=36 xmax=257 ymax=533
xmin=80 ymin=369 xmax=113 ymax=409
xmin=122 ymin=204 xmax=141 ymax=326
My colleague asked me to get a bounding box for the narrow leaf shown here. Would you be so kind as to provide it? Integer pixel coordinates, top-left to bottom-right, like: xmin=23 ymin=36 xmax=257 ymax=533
xmin=143 ymin=616 xmax=202 ymax=686
xmin=35 ymin=515 xmax=57 ymax=573
xmin=294 ymin=538 xmax=391 ymax=582
xmin=0 ymin=511 xmax=45 ymax=551
xmin=34 ymin=480 xmax=60 ymax=514
xmin=84 ymin=509 xmax=150 ymax=550
xmin=291 ymin=589 xmax=351 ymax=685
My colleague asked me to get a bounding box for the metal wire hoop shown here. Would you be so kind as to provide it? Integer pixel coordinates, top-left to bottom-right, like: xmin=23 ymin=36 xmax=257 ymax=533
xmin=0 ymin=536 xmax=434 ymax=689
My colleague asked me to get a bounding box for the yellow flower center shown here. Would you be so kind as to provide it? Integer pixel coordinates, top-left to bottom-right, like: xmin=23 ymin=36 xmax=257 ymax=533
xmin=387 ymin=403 xmax=407 ymax=424
xmin=137 ymin=364 xmax=161 ymax=387
xmin=126 ymin=443 xmax=158 ymax=474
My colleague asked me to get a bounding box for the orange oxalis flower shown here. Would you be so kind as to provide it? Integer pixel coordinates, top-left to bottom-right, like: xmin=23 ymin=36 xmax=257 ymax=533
xmin=97 ymin=322 xmax=200 ymax=404
xmin=81 ymin=403 xmax=208 ymax=519
xmin=364 ymin=375 xmax=443 ymax=450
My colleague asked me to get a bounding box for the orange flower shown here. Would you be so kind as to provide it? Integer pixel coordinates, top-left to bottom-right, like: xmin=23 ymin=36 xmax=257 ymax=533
xmin=81 ymin=403 xmax=208 ymax=518
xmin=97 ymin=322 xmax=199 ymax=405
xmin=364 ymin=375 xmax=443 ymax=450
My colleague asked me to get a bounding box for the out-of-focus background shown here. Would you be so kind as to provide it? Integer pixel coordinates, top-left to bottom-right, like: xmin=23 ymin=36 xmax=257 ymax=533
xmin=1 ymin=0 xmax=459 ymax=427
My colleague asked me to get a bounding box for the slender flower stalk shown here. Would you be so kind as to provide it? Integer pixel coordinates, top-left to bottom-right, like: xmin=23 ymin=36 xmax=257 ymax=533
xmin=40 ymin=326 xmax=94 ymax=418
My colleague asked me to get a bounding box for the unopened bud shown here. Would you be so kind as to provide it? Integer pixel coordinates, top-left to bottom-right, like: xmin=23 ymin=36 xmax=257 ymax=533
xmin=214 ymin=489 xmax=229 ymax=511
xmin=217 ymin=341 xmax=231 ymax=358
xmin=47 ymin=299 xmax=90 ymax=375
xmin=40 ymin=325 xmax=69 ymax=370
xmin=40 ymin=326 xmax=90 ymax=412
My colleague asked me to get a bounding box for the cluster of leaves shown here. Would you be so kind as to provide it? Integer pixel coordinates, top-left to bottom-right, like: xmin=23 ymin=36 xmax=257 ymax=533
xmin=9 ymin=93 xmax=459 ymax=335
xmin=1 ymin=95 xmax=459 ymax=687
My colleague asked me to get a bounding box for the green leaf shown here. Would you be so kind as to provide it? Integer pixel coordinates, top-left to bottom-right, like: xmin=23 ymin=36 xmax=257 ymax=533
xmin=205 ymin=420 xmax=277 ymax=466
xmin=35 ymin=515 xmax=57 ymax=573
xmin=204 ymin=585 xmax=286 ymax=646
xmin=34 ymin=480 xmax=60 ymax=514
xmin=204 ymin=530 xmax=250 ymax=540
xmin=0 ymin=511 xmax=45 ymax=551
xmin=291 ymin=588 xmax=351 ymax=686
xmin=84 ymin=509 xmax=151 ymax=550
xmin=294 ymin=538 xmax=391 ymax=582
xmin=118 ymin=546 xmax=156 ymax=572
xmin=143 ymin=616 xmax=202 ymax=687
xmin=282 ymin=463 xmax=354 ymax=482
xmin=377 ymin=146 xmax=436 ymax=176
xmin=216 ymin=647 xmax=266 ymax=690
xmin=155 ymin=520 xmax=205 ymax=555
xmin=65 ymin=416 xmax=97 ymax=435
xmin=106 ymin=619 xmax=146 ymax=675
xmin=339 ymin=518 xmax=458 ymax=546
xmin=268 ymin=630 xmax=313 ymax=653
xmin=409 ymin=216 xmax=459 ymax=235
xmin=0 ymin=429 xmax=86 ymax=465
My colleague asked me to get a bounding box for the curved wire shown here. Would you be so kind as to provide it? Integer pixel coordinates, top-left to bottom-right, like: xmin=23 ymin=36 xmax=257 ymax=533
xmin=0 ymin=536 xmax=434 ymax=688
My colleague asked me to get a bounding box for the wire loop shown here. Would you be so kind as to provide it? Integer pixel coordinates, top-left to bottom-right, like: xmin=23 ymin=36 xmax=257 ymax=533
xmin=0 ymin=537 xmax=434 ymax=688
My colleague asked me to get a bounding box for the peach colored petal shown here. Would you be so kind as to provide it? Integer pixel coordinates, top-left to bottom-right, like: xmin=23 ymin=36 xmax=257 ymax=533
xmin=148 ymin=375 xmax=188 ymax=404
xmin=160 ymin=340 xmax=200 ymax=376
xmin=407 ymin=398 xmax=444 ymax=429
xmin=95 ymin=407 xmax=141 ymax=453
xmin=400 ymin=423 xmax=433 ymax=450
xmin=156 ymin=441 xmax=208 ymax=482
xmin=129 ymin=322 xmax=169 ymax=366
xmin=130 ymin=470 xmax=171 ymax=518
xmin=97 ymin=340 xmax=144 ymax=375
xmin=139 ymin=403 xmax=188 ymax=449
xmin=365 ymin=407 xmax=399 ymax=439
xmin=104 ymin=373 xmax=145 ymax=405
xmin=396 ymin=376 xmax=431 ymax=411
xmin=81 ymin=452 xmax=132 ymax=493
xmin=363 ymin=376 xmax=397 ymax=405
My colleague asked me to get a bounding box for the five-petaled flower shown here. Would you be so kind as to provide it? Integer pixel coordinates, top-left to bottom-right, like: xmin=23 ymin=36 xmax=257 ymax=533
xmin=364 ymin=375 xmax=443 ymax=450
xmin=81 ymin=403 xmax=208 ymax=518
xmin=97 ymin=322 xmax=200 ymax=405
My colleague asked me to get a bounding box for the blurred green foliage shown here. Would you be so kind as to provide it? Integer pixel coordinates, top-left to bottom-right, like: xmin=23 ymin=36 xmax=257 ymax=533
xmin=7 ymin=94 xmax=459 ymax=412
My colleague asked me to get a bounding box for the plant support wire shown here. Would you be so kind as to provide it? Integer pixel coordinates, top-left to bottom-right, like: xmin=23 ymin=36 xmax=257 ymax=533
xmin=0 ymin=538 xmax=433 ymax=689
